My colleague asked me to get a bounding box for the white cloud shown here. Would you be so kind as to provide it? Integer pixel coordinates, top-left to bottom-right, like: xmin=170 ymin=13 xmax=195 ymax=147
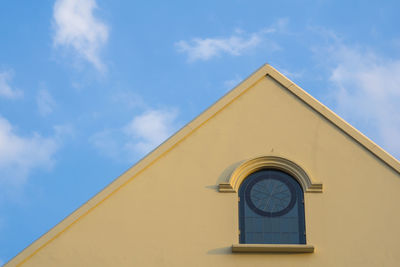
xmin=175 ymin=19 xmax=288 ymax=62
xmin=124 ymin=109 xmax=178 ymax=154
xmin=277 ymin=67 xmax=303 ymax=80
xmin=176 ymin=33 xmax=261 ymax=62
xmin=37 ymin=89 xmax=56 ymax=116
xmin=0 ymin=70 xmax=23 ymax=99
xmin=90 ymin=109 xmax=179 ymax=161
xmin=0 ymin=116 xmax=59 ymax=187
xmin=53 ymin=0 xmax=109 ymax=71
xmin=324 ymin=44 xmax=400 ymax=158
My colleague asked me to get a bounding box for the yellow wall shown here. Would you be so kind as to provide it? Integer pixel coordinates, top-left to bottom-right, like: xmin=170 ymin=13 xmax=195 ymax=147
xmin=8 ymin=68 xmax=400 ymax=266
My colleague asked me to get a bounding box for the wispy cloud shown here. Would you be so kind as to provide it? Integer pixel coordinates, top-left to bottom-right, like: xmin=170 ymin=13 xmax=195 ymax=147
xmin=90 ymin=109 xmax=179 ymax=161
xmin=123 ymin=109 xmax=178 ymax=154
xmin=0 ymin=116 xmax=59 ymax=187
xmin=319 ymin=43 xmax=400 ymax=158
xmin=53 ymin=0 xmax=109 ymax=71
xmin=223 ymin=75 xmax=243 ymax=91
xmin=0 ymin=70 xmax=23 ymax=99
xmin=277 ymin=67 xmax=303 ymax=80
xmin=175 ymin=19 xmax=287 ymax=62
xmin=37 ymin=89 xmax=56 ymax=116
xmin=175 ymin=33 xmax=261 ymax=62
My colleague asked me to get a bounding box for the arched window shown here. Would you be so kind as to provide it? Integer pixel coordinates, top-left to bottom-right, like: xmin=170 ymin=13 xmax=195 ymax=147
xmin=239 ymin=169 xmax=306 ymax=244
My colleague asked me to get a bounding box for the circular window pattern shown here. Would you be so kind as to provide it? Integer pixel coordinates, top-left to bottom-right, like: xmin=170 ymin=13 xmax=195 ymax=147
xmin=245 ymin=172 xmax=296 ymax=217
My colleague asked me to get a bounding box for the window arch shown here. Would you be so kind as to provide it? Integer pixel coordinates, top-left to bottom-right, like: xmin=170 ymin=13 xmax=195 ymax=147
xmin=219 ymin=156 xmax=322 ymax=193
xmin=239 ymin=169 xmax=306 ymax=244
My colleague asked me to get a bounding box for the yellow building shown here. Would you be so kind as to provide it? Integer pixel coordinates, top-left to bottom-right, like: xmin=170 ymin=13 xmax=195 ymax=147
xmin=6 ymin=64 xmax=400 ymax=266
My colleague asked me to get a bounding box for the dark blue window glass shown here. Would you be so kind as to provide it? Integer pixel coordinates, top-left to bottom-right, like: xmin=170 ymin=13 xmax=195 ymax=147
xmin=239 ymin=169 xmax=306 ymax=244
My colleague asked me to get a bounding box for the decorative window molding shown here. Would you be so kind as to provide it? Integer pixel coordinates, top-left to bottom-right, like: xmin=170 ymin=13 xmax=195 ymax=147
xmin=219 ymin=156 xmax=323 ymax=193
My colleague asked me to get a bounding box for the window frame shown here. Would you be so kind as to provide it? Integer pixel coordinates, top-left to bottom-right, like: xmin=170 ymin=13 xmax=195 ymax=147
xmin=238 ymin=169 xmax=306 ymax=245
xmin=218 ymin=156 xmax=322 ymax=253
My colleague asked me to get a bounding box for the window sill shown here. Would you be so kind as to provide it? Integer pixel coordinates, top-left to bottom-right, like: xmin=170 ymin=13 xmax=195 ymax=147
xmin=232 ymin=244 xmax=314 ymax=253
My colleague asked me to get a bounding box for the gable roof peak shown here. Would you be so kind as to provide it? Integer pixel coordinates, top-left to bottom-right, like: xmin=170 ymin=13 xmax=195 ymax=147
xmin=5 ymin=63 xmax=400 ymax=267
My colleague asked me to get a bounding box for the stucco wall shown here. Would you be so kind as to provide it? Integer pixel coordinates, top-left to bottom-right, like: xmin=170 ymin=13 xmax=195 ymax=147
xmin=12 ymin=75 xmax=400 ymax=266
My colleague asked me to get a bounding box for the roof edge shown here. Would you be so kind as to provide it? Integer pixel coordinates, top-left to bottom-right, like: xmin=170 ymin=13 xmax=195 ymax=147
xmin=264 ymin=64 xmax=400 ymax=174
xmin=6 ymin=64 xmax=271 ymax=267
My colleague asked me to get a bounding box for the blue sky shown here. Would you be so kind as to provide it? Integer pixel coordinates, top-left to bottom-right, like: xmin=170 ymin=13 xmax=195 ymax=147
xmin=1 ymin=0 xmax=400 ymax=264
